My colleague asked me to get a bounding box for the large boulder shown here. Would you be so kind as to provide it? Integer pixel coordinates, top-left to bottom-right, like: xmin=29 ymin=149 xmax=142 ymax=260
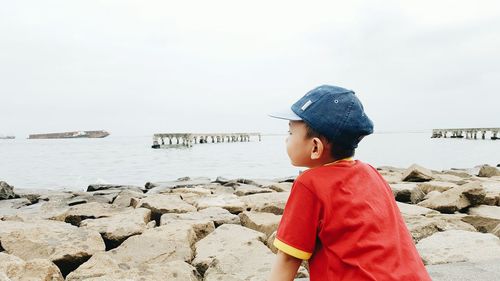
xmin=478 ymin=165 xmax=500 ymax=178
xmin=52 ymin=202 xmax=126 ymax=226
xmin=67 ymin=223 xmax=201 ymax=279
xmin=161 ymin=206 xmax=240 ymax=227
xmin=396 ymin=202 xmax=439 ymax=216
xmin=403 ymin=214 xmax=476 ymax=242
xmin=426 ymin=259 xmax=500 ymax=281
xmin=418 ymin=182 xmax=485 ymax=213
xmin=233 ymin=183 xmax=274 ymax=196
xmin=416 ymin=230 xmax=500 ymax=265
xmin=192 ymin=224 xmax=274 ymax=281
xmin=112 ymin=189 xmax=146 ymax=207
xmin=462 ymin=205 xmax=500 ymax=234
xmin=136 ymin=194 xmax=197 ymax=220
xmin=145 ymin=177 xmax=212 ymax=192
xmin=67 ymin=259 xmax=199 ymax=281
xmin=239 ymin=211 xmax=282 ymax=238
xmin=239 ymin=192 xmax=290 ymax=215
xmin=86 ymin=184 xmax=145 ymax=193
xmin=402 ymin=164 xmax=434 ymax=182
xmin=0 ymin=220 xmax=105 ymax=276
xmin=194 ymin=194 xmax=246 ymax=214
xmin=0 ymin=181 xmax=16 ymax=200
xmin=80 ymin=207 xmax=151 ymax=248
xmin=0 ymin=253 xmax=64 ymax=281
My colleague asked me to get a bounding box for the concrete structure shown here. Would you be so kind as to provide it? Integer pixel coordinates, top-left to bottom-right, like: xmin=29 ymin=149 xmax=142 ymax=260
xmin=432 ymin=128 xmax=500 ymax=140
xmin=152 ymin=133 xmax=262 ymax=148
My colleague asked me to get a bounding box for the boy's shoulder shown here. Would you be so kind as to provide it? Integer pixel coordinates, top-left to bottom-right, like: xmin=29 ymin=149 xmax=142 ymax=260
xmin=295 ymin=160 xmax=383 ymax=191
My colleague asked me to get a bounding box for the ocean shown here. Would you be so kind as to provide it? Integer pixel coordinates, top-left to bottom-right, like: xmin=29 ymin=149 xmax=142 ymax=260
xmin=1 ymin=132 xmax=499 ymax=190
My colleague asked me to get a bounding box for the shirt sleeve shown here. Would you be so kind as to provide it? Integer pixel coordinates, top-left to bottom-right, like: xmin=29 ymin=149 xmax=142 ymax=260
xmin=274 ymin=180 xmax=321 ymax=260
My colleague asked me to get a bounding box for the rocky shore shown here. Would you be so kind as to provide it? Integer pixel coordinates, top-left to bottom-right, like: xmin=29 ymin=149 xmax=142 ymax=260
xmin=1 ymin=164 xmax=500 ymax=281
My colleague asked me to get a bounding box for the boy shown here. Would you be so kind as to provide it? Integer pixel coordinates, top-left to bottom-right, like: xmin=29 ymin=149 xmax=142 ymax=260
xmin=268 ymin=85 xmax=431 ymax=281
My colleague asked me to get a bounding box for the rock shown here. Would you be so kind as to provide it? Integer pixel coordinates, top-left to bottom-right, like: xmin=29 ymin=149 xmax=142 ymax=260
xmin=441 ymin=169 xmax=472 ymax=178
xmin=462 ymin=205 xmax=500 ymax=234
xmin=417 ymin=181 xmax=459 ymax=193
xmin=463 ymin=187 xmax=487 ymax=206
xmin=416 ymin=230 xmax=500 ymax=265
xmin=426 ymin=258 xmax=500 ymax=281
xmin=68 ymin=223 xmax=201 ymax=279
xmin=493 ymin=224 xmax=500 ymax=237
xmin=424 ymin=191 xmax=442 ymax=201
xmin=402 ymin=164 xmax=434 ymax=182
xmin=112 ymin=189 xmax=146 ymax=207
xmin=86 ymin=184 xmax=145 ymax=193
xmin=194 ymin=194 xmax=246 ymax=214
xmin=54 ymin=202 xmax=126 ymax=226
xmin=389 ymin=183 xmax=417 ymax=203
xmin=418 ymin=182 xmax=485 ymax=213
xmin=246 ymin=179 xmax=293 ymax=192
xmin=404 ymin=214 xmax=476 ymax=242
xmin=239 ymin=211 xmax=282 ymax=238
xmin=0 ymin=253 xmax=64 ymax=281
xmin=273 ymin=176 xmax=297 ymax=183
xmin=67 ymin=258 xmax=200 ymax=281
xmin=0 ymin=181 xmax=16 ymax=200
xmin=396 ymin=202 xmax=439 ymax=216
xmin=161 ymin=207 xmax=240 ymax=227
xmin=171 ymin=186 xmax=213 ymax=196
xmin=136 ymin=194 xmax=197 ymax=221
xmin=478 ymin=165 xmax=500 ymax=178
xmin=381 ymin=172 xmax=404 ymax=184
xmin=479 ymin=180 xmax=500 ymax=206
xmin=0 ymin=220 xmax=105 ymax=276
xmin=267 ymin=231 xmax=278 ymax=253
xmin=80 ymin=207 xmax=151 ymax=249
xmin=234 ymin=183 xmax=274 ymax=196
xmin=145 ymin=177 xmax=212 ymax=191
xmin=239 ymin=192 xmax=290 ymax=215
xmin=192 ymin=224 xmax=273 ymax=280
xmin=0 ymin=198 xmax=31 ymax=210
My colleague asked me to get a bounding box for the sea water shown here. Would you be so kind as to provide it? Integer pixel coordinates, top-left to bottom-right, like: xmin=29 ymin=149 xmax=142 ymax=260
xmin=0 ymin=132 xmax=499 ymax=190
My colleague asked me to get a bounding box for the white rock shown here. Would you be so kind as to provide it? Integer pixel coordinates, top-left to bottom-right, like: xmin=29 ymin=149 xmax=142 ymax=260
xmin=416 ymin=230 xmax=500 ymax=265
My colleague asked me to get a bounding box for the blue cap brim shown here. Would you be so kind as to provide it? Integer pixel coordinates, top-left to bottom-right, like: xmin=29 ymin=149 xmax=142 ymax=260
xmin=268 ymin=108 xmax=302 ymax=121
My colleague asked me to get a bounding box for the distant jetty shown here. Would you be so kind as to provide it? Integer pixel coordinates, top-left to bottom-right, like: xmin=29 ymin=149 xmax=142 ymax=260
xmin=28 ymin=130 xmax=110 ymax=139
xmin=0 ymin=135 xmax=15 ymax=139
xmin=152 ymin=133 xmax=261 ymax=148
xmin=432 ymin=128 xmax=500 ymax=140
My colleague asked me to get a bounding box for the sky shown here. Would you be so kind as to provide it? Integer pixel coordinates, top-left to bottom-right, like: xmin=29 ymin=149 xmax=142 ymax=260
xmin=1 ymin=0 xmax=499 ymax=137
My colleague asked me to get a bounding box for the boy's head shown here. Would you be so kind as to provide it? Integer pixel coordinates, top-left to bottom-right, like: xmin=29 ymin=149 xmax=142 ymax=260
xmin=270 ymin=85 xmax=374 ymax=167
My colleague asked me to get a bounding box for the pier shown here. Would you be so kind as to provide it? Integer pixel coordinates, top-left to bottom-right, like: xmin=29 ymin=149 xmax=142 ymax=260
xmin=431 ymin=128 xmax=500 ymax=140
xmin=152 ymin=133 xmax=262 ymax=148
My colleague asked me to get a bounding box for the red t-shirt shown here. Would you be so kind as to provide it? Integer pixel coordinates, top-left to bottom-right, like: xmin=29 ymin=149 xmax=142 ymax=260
xmin=274 ymin=160 xmax=431 ymax=281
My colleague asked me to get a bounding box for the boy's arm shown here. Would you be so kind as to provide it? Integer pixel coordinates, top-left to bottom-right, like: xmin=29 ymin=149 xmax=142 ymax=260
xmin=268 ymin=250 xmax=303 ymax=281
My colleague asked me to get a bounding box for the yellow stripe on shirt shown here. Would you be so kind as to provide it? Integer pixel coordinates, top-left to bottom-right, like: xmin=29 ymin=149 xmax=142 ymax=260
xmin=273 ymin=238 xmax=312 ymax=260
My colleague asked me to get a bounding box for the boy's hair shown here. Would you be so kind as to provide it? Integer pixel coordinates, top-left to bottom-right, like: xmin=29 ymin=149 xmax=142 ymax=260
xmin=304 ymin=122 xmax=355 ymax=160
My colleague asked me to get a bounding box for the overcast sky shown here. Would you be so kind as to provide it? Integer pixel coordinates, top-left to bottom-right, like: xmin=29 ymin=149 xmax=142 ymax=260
xmin=1 ymin=0 xmax=499 ymax=137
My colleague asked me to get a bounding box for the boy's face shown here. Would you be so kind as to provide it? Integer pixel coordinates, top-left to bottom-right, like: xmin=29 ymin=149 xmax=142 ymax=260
xmin=286 ymin=121 xmax=316 ymax=167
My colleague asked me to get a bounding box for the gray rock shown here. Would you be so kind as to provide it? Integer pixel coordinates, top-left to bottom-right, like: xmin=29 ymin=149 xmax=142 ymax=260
xmin=145 ymin=177 xmax=212 ymax=191
xmin=239 ymin=192 xmax=290 ymax=215
xmin=402 ymin=164 xmax=434 ymax=182
xmin=80 ymin=207 xmax=151 ymax=248
xmin=53 ymin=202 xmax=126 ymax=226
xmin=192 ymin=224 xmax=273 ymax=280
xmin=67 ymin=223 xmax=201 ymax=279
xmin=416 ymin=230 xmax=500 ymax=265
xmin=234 ymin=183 xmax=274 ymax=196
xmin=161 ymin=206 xmax=240 ymax=227
xmin=0 ymin=253 xmax=64 ymax=281
xmin=0 ymin=220 xmax=105 ymax=276
xmin=194 ymin=194 xmax=246 ymax=214
xmin=86 ymin=184 xmax=145 ymax=193
xmin=396 ymin=202 xmax=439 ymax=216
xmin=136 ymin=194 xmax=197 ymax=220
xmin=67 ymin=257 xmax=200 ymax=281
xmin=404 ymin=214 xmax=476 ymax=242
xmin=112 ymin=189 xmax=146 ymax=207
xmin=418 ymin=182 xmax=485 ymax=213
xmin=0 ymin=181 xmax=16 ymax=200
xmin=239 ymin=211 xmax=282 ymax=238
xmin=426 ymin=259 xmax=500 ymax=281
xmin=478 ymin=165 xmax=500 ymax=177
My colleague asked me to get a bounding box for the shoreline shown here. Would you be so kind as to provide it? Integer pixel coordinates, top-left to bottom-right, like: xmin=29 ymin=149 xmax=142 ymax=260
xmin=1 ymin=164 xmax=500 ymax=280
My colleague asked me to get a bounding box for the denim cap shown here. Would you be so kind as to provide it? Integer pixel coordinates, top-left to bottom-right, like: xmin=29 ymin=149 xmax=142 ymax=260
xmin=269 ymin=85 xmax=374 ymax=149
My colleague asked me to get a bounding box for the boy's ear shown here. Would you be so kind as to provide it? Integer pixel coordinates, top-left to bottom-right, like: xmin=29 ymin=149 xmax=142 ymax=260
xmin=310 ymin=137 xmax=325 ymax=160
